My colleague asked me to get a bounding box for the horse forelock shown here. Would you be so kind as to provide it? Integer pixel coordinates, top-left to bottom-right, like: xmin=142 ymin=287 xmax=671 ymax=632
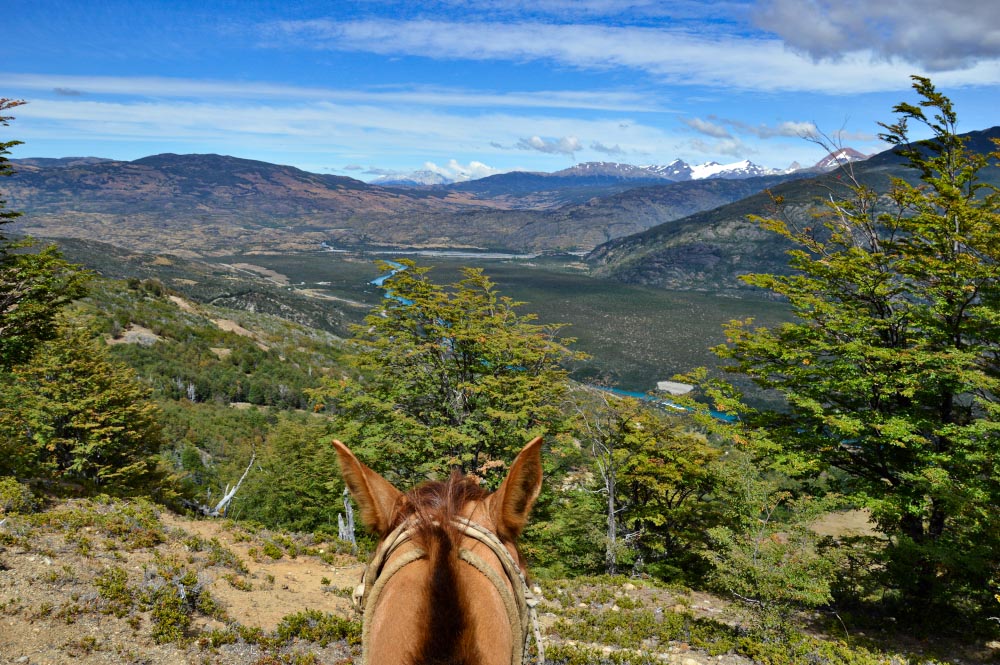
xmin=389 ymin=470 xmax=491 ymax=544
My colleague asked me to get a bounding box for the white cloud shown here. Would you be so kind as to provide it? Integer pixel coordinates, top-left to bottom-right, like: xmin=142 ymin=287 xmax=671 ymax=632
xmin=265 ymin=18 xmax=1000 ymax=94
xmin=681 ymin=117 xmax=731 ymax=138
xmin=590 ymin=141 xmax=625 ymax=156
xmin=10 ymin=97 xmax=675 ymax=169
xmin=516 ymin=135 xmax=582 ymax=156
xmin=423 ymin=159 xmax=501 ymax=181
xmin=364 ymin=167 xmax=401 ymax=176
xmin=709 ymin=118 xmax=878 ymax=144
xmin=689 ymin=138 xmax=755 ymax=159
xmin=720 ymin=118 xmax=819 ymax=139
xmin=0 ymin=73 xmax=658 ymax=113
xmin=754 ymin=0 xmax=1000 ymax=71
xmin=430 ymin=0 xmax=747 ymax=20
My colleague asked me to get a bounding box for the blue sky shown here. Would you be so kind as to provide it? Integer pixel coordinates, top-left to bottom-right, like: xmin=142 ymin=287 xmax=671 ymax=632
xmin=4 ymin=0 xmax=1000 ymax=182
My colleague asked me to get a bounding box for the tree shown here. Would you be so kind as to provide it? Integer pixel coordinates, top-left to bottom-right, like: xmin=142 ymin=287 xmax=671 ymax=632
xmin=0 ymin=325 xmax=165 ymax=494
xmin=573 ymin=388 xmax=718 ymax=577
xmin=716 ymin=77 xmax=1000 ymax=610
xmin=705 ymin=451 xmax=838 ymax=641
xmin=0 ymin=99 xmax=90 ymax=369
xmin=312 ymin=261 xmax=582 ymax=486
xmin=233 ymin=413 xmax=344 ymax=532
xmin=1 ymin=98 xmax=26 ymax=229
xmin=0 ymin=243 xmax=91 ymax=368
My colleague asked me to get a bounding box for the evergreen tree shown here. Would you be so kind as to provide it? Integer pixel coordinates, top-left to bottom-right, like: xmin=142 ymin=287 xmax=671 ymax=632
xmin=574 ymin=389 xmax=718 ymax=577
xmin=716 ymin=77 xmax=1000 ymax=610
xmin=313 ymin=261 xmax=582 ymax=486
xmin=0 ymin=98 xmax=25 ymax=230
xmin=0 ymin=99 xmax=90 ymax=369
xmin=0 ymin=326 xmax=165 ymax=494
xmin=0 ymin=244 xmax=91 ymax=369
xmin=234 ymin=414 xmax=343 ymax=532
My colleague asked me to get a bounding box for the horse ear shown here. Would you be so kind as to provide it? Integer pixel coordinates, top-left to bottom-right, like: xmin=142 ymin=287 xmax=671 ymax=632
xmin=488 ymin=437 xmax=544 ymax=541
xmin=332 ymin=440 xmax=403 ymax=537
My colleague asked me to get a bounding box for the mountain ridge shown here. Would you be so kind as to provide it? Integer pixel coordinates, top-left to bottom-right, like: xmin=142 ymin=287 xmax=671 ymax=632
xmin=4 ymin=152 xmax=805 ymax=255
xmin=586 ymin=126 xmax=1000 ymax=293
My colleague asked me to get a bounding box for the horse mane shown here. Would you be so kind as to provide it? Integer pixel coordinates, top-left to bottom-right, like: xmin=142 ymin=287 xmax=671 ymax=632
xmin=391 ymin=471 xmax=492 ymax=665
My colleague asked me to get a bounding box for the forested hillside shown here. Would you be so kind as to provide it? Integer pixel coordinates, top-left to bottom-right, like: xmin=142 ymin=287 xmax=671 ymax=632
xmin=587 ymin=126 xmax=1000 ymax=292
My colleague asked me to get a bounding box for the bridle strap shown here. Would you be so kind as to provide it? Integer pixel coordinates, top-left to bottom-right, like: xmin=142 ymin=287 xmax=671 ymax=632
xmin=354 ymin=517 xmax=545 ymax=665
xmin=452 ymin=518 xmax=544 ymax=665
xmin=458 ymin=547 xmax=527 ymax=665
xmin=353 ymin=519 xmax=417 ymax=614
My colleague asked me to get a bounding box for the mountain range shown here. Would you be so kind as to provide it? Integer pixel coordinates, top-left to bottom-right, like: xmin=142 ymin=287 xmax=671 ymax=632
xmin=587 ymin=127 xmax=1000 ymax=293
xmin=6 ymin=130 xmax=996 ymax=287
xmin=372 ymin=152 xmax=858 ymax=187
xmin=5 ymin=153 xmax=808 ymax=255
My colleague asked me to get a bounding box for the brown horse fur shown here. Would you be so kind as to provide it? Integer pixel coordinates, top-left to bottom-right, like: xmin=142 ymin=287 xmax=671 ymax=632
xmin=332 ymin=437 xmax=544 ymax=665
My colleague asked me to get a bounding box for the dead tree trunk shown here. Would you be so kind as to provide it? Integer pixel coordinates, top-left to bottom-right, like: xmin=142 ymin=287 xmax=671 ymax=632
xmin=183 ymin=451 xmax=256 ymax=518
xmin=338 ymin=488 xmax=357 ymax=553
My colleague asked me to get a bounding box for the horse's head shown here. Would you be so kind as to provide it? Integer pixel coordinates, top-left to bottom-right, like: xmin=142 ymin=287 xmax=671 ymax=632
xmin=332 ymin=437 xmax=544 ymax=665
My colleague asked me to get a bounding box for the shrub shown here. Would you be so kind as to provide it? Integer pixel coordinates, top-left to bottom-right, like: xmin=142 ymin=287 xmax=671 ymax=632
xmin=94 ymin=565 xmax=134 ymax=618
xmin=0 ymin=476 xmax=36 ymax=514
xmin=274 ymin=609 xmax=361 ymax=646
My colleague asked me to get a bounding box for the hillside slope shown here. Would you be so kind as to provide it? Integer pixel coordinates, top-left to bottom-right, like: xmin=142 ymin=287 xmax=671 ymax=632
xmin=588 ymin=127 xmax=1000 ymax=292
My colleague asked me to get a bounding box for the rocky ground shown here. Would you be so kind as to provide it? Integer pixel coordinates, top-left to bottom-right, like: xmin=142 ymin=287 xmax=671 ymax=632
xmin=0 ymin=498 xmax=992 ymax=664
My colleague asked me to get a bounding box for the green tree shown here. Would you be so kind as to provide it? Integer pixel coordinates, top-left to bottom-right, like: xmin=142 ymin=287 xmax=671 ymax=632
xmin=715 ymin=77 xmax=1000 ymax=610
xmin=0 ymin=325 xmax=165 ymax=494
xmin=234 ymin=413 xmax=343 ymax=532
xmin=573 ymin=388 xmax=718 ymax=577
xmin=0 ymin=243 xmax=91 ymax=368
xmin=705 ymin=451 xmax=838 ymax=641
xmin=0 ymin=99 xmax=90 ymax=369
xmin=313 ymin=261 xmax=582 ymax=486
xmin=0 ymin=98 xmax=25 ymax=229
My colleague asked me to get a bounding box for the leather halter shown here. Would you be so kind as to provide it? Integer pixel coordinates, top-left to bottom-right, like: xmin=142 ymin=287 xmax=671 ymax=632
xmin=353 ymin=517 xmax=545 ymax=665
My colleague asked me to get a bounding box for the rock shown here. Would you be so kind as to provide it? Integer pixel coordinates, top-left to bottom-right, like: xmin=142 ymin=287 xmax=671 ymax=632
xmin=623 ymin=582 xmax=636 ymax=591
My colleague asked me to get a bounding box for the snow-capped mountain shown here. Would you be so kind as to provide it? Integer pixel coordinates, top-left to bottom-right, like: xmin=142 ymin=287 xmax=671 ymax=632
xmin=372 ymin=170 xmax=455 ymax=186
xmin=813 ymin=148 xmax=868 ymax=171
xmin=550 ymin=161 xmax=666 ymax=179
xmin=554 ymin=159 xmax=784 ymax=182
xmin=375 ymin=151 xmax=867 ymax=188
xmin=688 ymin=159 xmax=781 ymax=180
xmin=643 ymin=159 xmax=694 ymax=180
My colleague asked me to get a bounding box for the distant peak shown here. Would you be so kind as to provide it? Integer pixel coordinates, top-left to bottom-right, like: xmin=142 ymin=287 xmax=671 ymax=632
xmin=689 ymin=159 xmax=777 ymax=180
xmin=813 ymin=147 xmax=868 ymax=171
